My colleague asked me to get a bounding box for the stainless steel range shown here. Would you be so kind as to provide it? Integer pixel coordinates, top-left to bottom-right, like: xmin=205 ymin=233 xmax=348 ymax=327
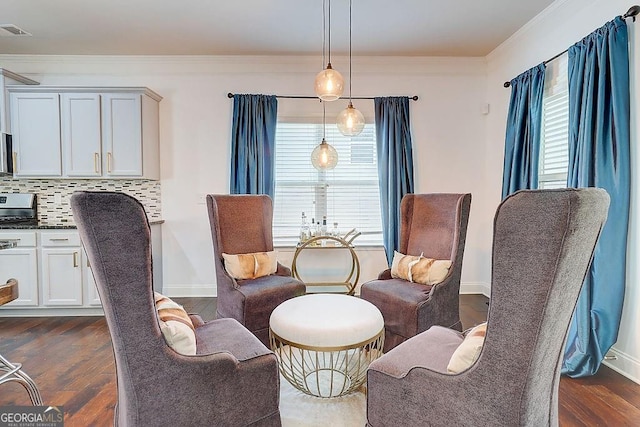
xmin=0 ymin=193 xmax=37 ymax=225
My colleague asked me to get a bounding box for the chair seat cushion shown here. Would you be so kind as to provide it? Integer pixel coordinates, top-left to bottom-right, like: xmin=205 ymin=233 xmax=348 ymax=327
xmin=236 ymin=275 xmax=306 ymax=331
xmin=368 ymin=326 xmax=463 ymax=378
xmin=361 ymin=278 xmax=433 ymax=339
xmin=195 ymin=318 xmax=272 ymax=361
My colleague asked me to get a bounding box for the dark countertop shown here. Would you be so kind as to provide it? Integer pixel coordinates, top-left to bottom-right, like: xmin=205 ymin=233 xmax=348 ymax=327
xmin=0 ymin=219 xmax=164 ymax=230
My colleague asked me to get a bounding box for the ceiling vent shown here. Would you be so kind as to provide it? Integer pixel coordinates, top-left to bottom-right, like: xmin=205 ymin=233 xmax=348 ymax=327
xmin=0 ymin=24 xmax=32 ymax=37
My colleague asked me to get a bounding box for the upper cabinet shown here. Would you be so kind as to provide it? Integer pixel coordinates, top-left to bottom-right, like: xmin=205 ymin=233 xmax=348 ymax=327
xmin=10 ymin=92 xmax=62 ymax=176
xmin=0 ymin=68 xmax=39 ymax=135
xmin=8 ymin=86 xmax=162 ymax=179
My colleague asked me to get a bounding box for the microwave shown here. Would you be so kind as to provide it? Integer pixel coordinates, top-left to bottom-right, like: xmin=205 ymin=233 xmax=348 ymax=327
xmin=0 ymin=134 xmax=12 ymax=176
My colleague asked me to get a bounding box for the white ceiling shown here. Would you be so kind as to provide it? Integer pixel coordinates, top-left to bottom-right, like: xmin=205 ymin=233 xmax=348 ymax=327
xmin=0 ymin=0 xmax=556 ymax=56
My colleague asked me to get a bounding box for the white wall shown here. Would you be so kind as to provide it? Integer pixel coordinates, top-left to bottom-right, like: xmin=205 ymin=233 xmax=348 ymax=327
xmin=0 ymin=54 xmax=490 ymax=296
xmin=486 ymin=0 xmax=640 ymax=383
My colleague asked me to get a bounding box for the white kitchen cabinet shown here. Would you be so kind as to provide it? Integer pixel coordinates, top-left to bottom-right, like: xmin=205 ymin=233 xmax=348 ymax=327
xmin=61 ymin=93 xmax=102 ymax=177
xmin=0 ymin=231 xmax=38 ymax=307
xmin=9 ymin=92 xmax=62 ymax=177
xmin=83 ymin=249 xmax=101 ymax=306
xmin=0 ymin=224 xmax=162 ymax=313
xmin=40 ymin=231 xmax=84 ymax=306
xmin=0 ymin=68 xmax=38 ymax=134
xmin=40 ymin=247 xmax=83 ymax=306
xmin=7 ymin=86 xmax=161 ymax=179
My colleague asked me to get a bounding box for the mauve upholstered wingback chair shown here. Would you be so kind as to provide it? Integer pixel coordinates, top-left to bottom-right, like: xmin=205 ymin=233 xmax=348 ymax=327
xmin=71 ymin=191 xmax=282 ymax=427
xmin=361 ymin=193 xmax=472 ymax=352
xmin=206 ymin=194 xmax=306 ymax=346
xmin=366 ymin=188 xmax=610 ymax=427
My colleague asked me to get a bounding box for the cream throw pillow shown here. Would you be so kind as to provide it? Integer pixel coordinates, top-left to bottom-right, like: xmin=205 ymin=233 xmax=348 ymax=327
xmin=447 ymin=322 xmax=487 ymax=373
xmin=154 ymin=292 xmax=196 ymax=355
xmin=390 ymin=251 xmax=452 ymax=285
xmin=222 ymin=251 xmax=278 ymax=280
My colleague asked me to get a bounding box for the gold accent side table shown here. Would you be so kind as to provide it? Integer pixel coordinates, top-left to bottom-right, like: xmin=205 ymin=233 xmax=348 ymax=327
xmin=291 ymin=235 xmax=360 ymax=295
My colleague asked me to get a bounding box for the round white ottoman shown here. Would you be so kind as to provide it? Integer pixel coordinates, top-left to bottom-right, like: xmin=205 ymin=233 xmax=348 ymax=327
xmin=269 ymin=294 xmax=384 ymax=398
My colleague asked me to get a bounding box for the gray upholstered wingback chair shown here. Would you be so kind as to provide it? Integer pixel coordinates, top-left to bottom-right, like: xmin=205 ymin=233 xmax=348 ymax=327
xmin=361 ymin=193 xmax=472 ymax=352
xmin=366 ymin=188 xmax=610 ymax=427
xmin=71 ymin=191 xmax=282 ymax=427
xmin=206 ymin=194 xmax=306 ymax=346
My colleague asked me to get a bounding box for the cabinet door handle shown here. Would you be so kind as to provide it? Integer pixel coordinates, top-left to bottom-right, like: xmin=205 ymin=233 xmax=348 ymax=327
xmin=94 ymin=153 xmax=100 ymax=173
xmin=73 ymin=252 xmax=79 ymax=267
xmin=107 ymin=152 xmax=112 ymax=173
xmin=12 ymin=152 xmax=17 ymax=173
xmin=49 ymin=238 xmax=69 ymax=241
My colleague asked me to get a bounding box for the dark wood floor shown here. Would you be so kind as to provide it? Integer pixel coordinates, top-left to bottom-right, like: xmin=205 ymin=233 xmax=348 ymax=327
xmin=0 ymin=295 xmax=639 ymax=426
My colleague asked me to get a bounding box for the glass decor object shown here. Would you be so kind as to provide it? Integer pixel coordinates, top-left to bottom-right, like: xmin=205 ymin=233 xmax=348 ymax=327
xmin=315 ymin=64 xmax=344 ymax=101
xmin=311 ymin=138 xmax=338 ymax=170
xmin=337 ymin=102 xmax=365 ymax=136
xmin=314 ymin=0 xmax=343 ymax=101
xmin=337 ymin=0 xmax=364 ymax=136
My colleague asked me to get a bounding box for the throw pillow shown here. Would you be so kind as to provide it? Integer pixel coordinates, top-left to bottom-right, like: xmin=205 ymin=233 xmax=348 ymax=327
xmin=447 ymin=322 xmax=487 ymax=373
xmin=390 ymin=251 xmax=452 ymax=285
xmin=222 ymin=251 xmax=278 ymax=280
xmin=154 ymin=292 xmax=196 ymax=355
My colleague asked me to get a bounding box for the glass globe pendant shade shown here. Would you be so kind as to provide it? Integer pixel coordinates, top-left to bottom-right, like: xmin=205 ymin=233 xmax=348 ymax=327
xmin=311 ymin=138 xmax=339 ymax=170
xmin=314 ymin=63 xmax=344 ymax=101
xmin=337 ymin=102 xmax=365 ymax=136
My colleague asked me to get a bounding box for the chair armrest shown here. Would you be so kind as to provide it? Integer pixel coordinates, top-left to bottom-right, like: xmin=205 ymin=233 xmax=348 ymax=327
xmin=369 ymin=326 xmax=463 ymax=378
xmin=378 ymin=269 xmax=392 ymax=280
xmin=189 ymin=314 xmax=205 ymax=328
xmin=276 ymin=262 xmax=292 ymax=277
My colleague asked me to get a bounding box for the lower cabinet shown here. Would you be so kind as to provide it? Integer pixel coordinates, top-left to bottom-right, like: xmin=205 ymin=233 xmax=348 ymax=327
xmin=40 ymin=231 xmax=86 ymax=306
xmin=0 ymin=225 xmax=161 ymax=313
xmin=0 ymin=231 xmax=38 ymax=307
xmin=83 ymin=248 xmax=101 ymax=306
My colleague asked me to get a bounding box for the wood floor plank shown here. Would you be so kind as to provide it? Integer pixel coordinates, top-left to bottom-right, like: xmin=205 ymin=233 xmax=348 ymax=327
xmin=0 ymin=295 xmax=639 ymax=426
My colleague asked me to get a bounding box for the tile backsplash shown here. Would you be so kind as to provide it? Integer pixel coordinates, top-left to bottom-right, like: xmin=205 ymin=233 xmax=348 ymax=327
xmin=0 ymin=179 xmax=161 ymax=225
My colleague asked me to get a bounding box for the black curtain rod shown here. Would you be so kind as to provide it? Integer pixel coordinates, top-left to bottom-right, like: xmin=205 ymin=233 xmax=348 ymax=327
xmin=227 ymin=92 xmax=419 ymax=101
xmin=504 ymin=4 xmax=640 ymax=88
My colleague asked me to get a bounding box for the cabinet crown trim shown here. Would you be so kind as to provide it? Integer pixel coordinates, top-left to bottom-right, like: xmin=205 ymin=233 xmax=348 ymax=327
xmin=6 ymin=86 xmax=162 ymax=101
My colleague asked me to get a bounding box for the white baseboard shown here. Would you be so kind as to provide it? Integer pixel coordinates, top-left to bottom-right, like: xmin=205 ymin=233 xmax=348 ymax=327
xmin=164 ymin=282 xmax=489 ymax=299
xmin=603 ymin=347 xmax=640 ymax=385
xmin=460 ymin=282 xmax=490 ymax=297
xmin=163 ymin=284 xmax=216 ymax=298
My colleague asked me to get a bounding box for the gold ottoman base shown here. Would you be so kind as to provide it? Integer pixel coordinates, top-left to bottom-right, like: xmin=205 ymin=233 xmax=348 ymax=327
xmin=270 ymin=330 xmax=384 ymax=398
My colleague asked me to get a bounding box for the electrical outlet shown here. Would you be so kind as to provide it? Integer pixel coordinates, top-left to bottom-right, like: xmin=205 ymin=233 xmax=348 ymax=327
xmin=54 ymin=193 xmax=63 ymax=204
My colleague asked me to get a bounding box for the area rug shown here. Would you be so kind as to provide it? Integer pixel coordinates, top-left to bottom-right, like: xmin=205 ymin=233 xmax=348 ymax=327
xmin=279 ymin=375 xmax=366 ymax=426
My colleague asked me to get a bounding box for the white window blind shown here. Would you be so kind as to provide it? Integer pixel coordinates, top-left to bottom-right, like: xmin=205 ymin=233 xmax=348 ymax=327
xmin=539 ymin=53 xmax=569 ymax=189
xmin=273 ymin=122 xmax=382 ymax=246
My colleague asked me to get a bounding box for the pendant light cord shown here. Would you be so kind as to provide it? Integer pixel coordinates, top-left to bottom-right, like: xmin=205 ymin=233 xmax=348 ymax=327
xmin=322 ymin=0 xmax=326 ymax=68
xmin=323 ymin=101 xmax=326 ymax=139
xmin=328 ymin=0 xmax=331 ymax=64
xmin=349 ymin=0 xmax=352 ymax=102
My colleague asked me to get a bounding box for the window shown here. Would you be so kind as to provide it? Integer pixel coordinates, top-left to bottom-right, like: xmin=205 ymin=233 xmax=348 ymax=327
xmin=539 ymin=53 xmax=569 ymax=189
xmin=273 ymin=121 xmax=382 ymax=246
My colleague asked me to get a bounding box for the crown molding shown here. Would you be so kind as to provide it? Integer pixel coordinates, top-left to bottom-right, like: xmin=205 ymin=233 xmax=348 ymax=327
xmin=0 ymin=54 xmax=486 ymax=77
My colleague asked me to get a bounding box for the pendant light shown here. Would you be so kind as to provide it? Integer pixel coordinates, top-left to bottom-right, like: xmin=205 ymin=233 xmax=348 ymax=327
xmin=337 ymin=0 xmax=365 ymax=136
xmin=311 ymin=102 xmax=339 ymax=170
xmin=314 ymin=0 xmax=344 ymax=101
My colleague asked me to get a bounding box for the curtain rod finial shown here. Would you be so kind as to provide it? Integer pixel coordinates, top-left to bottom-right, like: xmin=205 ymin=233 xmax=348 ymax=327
xmin=504 ymin=81 xmax=511 ymax=88
xmin=624 ymin=5 xmax=640 ymax=21
xmin=227 ymin=92 xmax=234 ymax=98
